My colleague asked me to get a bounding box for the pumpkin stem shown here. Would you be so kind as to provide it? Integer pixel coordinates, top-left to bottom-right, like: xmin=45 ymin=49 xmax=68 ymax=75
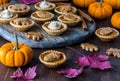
xmin=13 ymin=34 xmax=18 ymax=50
xmin=99 ymin=0 xmax=103 ymax=8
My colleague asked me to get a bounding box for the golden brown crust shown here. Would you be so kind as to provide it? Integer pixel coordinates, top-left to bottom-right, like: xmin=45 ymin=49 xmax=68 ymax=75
xmin=42 ymin=21 xmax=67 ymax=35
xmin=80 ymin=43 xmax=98 ymax=52
xmin=0 ymin=13 xmax=18 ymax=24
xmin=0 ymin=4 xmax=10 ymax=11
xmin=10 ymin=18 xmax=35 ymax=31
xmin=34 ymin=2 xmax=56 ymax=11
xmin=58 ymin=13 xmax=81 ymax=26
xmin=106 ymin=48 xmax=120 ymax=58
xmin=55 ymin=5 xmax=77 ymax=14
xmin=8 ymin=4 xmax=30 ymax=15
xmin=25 ymin=32 xmax=42 ymax=41
xmin=31 ymin=11 xmax=54 ymax=23
xmin=39 ymin=50 xmax=66 ymax=68
xmin=95 ymin=27 xmax=119 ymax=41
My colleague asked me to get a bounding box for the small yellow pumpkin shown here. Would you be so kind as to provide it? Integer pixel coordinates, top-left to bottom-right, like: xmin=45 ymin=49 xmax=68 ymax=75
xmin=0 ymin=35 xmax=33 ymax=67
xmin=111 ymin=12 xmax=120 ymax=29
xmin=73 ymin=0 xmax=96 ymax=8
xmin=88 ymin=0 xmax=112 ymax=19
xmin=103 ymin=0 xmax=120 ymax=9
xmin=0 ymin=0 xmax=9 ymax=5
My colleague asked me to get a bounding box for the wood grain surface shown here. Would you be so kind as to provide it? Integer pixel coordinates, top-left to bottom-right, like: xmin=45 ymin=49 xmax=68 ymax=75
xmin=0 ymin=0 xmax=120 ymax=81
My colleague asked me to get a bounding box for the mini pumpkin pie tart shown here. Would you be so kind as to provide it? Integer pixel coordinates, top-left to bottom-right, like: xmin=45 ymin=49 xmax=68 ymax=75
xmin=0 ymin=4 xmax=9 ymax=11
xmin=0 ymin=9 xmax=18 ymax=24
xmin=39 ymin=50 xmax=66 ymax=68
xmin=34 ymin=0 xmax=56 ymax=11
xmin=31 ymin=10 xmax=54 ymax=23
xmin=42 ymin=21 xmax=67 ymax=35
xmin=58 ymin=13 xmax=81 ymax=26
xmin=10 ymin=18 xmax=35 ymax=31
xmin=8 ymin=4 xmax=30 ymax=15
xmin=95 ymin=27 xmax=119 ymax=41
xmin=55 ymin=5 xmax=77 ymax=14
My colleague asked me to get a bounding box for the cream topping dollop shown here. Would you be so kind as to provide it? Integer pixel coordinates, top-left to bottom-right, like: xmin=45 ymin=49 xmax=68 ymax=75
xmin=0 ymin=9 xmax=13 ymax=19
xmin=48 ymin=21 xmax=62 ymax=30
xmin=40 ymin=0 xmax=51 ymax=9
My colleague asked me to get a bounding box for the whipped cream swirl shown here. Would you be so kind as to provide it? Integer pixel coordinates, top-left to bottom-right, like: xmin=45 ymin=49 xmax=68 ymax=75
xmin=40 ymin=0 xmax=51 ymax=9
xmin=48 ymin=21 xmax=62 ymax=30
xmin=0 ymin=9 xmax=13 ymax=19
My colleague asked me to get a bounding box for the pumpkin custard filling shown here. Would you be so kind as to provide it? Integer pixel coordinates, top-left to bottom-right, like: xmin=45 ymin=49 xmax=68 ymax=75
xmin=8 ymin=4 xmax=30 ymax=15
xmin=58 ymin=13 xmax=81 ymax=26
xmin=10 ymin=18 xmax=35 ymax=31
xmin=42 ymin=21 xmax=67 ymax=35
xmin=55 ymin=5 xmax=77 ymax=14
xmin=39 ymin=50 xmax=66 ymax=68
xmin=0 ymin=9 xmax=18 ymax=24
xmin=95 ymin=27 xmax=119 ymax=41
xmin=34 ymin=0 xmax=56 ymax=11
xmin=31 ymin=11 xmax=54 ymax=23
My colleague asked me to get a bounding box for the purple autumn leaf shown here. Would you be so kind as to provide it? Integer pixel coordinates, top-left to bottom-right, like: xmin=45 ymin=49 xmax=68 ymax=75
xmin=11 ymin=68 xmax=23 ymax=78
xmin=76 ymin=56 xmax=90 ymax=67
xmin=88 ymin=54 xmax=112 ymax=70
xmin=96 ymin=55 xmax=109 ymax=61
xmin=57 ymin=67 xmax=84 ymax=78
xmin=24 ymin=66 xmax=37 ymax=79
xmin=21 ymin=0 xmax=40 ymax=4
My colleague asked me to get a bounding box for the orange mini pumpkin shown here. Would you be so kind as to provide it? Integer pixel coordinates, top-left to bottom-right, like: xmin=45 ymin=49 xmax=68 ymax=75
xmin=0 ymin=0 xmax=9 ymax=5
xmin=73 ymin=0 xmax=96 ymax=8
xmin=111 ymin=12 xmax=120 ymax=29
xmin=104 ymin=0 xmax=120 ymax=9
xmin=88 ymin=0 xmax=112 ymax=19
xmin=0 ymin=35 xmax=33 ymax=67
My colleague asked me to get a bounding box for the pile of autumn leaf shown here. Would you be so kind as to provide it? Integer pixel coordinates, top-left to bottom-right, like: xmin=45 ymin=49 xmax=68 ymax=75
xmin=11 ymin=47 xmax=112 ymax=81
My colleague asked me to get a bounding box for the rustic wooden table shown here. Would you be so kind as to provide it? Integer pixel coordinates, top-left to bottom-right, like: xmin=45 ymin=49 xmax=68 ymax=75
xmin=0 ymin=1 xmax=120 ymax=81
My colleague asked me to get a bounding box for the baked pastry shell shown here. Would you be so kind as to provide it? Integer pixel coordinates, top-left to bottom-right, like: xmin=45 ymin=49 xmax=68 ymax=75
xmin=31 ymin=11 xmax=54 ymax=23
xmin=42 ymin=21 xmax=68 ymax=36
xmin=8 ymin=4 xmax=30 ymax=15
xmin=39 ymin=50 xmax=67 ymax=68
xmin=34 ymin=2 xmax=56 ymax=11
xmin=95 ymin=27 xmax=119 ymax=41
xmin=58 ymin=13 xmax=81 ymax=26
xmin=10 ymin=18 xmax=35 ymax=31
xmin=54 ymin=5 xmax=77 ymax=15
xmin=0 ymin=13 xmax=18 ymax=24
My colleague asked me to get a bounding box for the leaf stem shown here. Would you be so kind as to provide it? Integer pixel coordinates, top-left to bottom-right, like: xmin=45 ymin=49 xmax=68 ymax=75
xmin=66 ymin=46 xmax=84 ymax=56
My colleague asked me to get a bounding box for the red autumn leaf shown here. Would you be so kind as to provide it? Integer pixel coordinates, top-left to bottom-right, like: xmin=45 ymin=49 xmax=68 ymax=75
xmin=57 ymin=67 xmax=84 ymax=78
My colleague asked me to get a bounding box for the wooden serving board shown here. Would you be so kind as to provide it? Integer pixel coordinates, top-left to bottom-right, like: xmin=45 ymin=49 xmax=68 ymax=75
xmin=0 ymin=0 xmax=96 ymax=48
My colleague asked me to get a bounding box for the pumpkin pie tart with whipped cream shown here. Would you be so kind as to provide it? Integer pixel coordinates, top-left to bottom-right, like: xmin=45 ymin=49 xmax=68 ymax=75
xmin=31 ymin=10 xmax=54 ymax=23
xmin=58 ymin=13 xmax=81 ymax=26
xmin=0 ymin=4 xmax=9 ymax=11
xmin=0 ymin=9 xmax=18 ymax=24
xmin=55 ymin=5 xmax=77 ymax=14
xmin=39 ymin=50 xmax=66 ymax=68
xmin=10 ymin=18 xmax=35 ymax=31
xmin=8 ymin=4 xmax=30 ymax=15
xmin=34 ymin=0 xmax=56 ymax=11
xmin=42 ymin=21 xmax=67 ymax=35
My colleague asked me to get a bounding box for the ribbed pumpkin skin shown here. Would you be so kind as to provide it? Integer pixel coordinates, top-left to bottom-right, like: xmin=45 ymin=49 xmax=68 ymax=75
xmin=111 ymin=12 xmax=120 ymax=29
xmin=88 ymin=2 xmax=112 ymax=19
xmin=0 ymin=42 xmax=33 ymax=67
xmin=73 ymin=0 xmax=96 ymax=8
xmin=104 ymin=0 xmax=120 ymax=9
xmin=0 ymin=0 xmax=9 ymax=5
